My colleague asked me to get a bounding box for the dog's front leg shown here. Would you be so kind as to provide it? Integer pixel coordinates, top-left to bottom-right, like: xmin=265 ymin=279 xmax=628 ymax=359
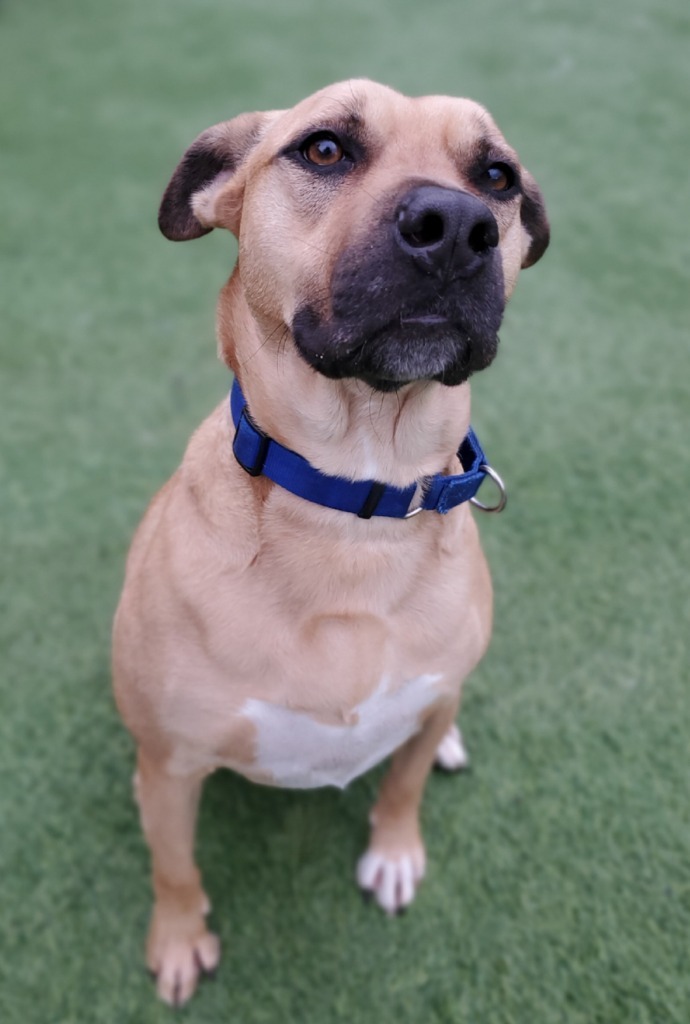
xmin=357 ymin=697 xmax=459 ymax=914
xmin=134 ymin=751 xmax=220 ymax=1006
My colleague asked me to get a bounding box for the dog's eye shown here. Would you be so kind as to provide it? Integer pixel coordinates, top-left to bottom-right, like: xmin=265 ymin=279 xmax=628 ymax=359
xmin=301 ymin=133 xmax=345 ymax=167
xmin=481 ymin=162 xmax=517 ymax=193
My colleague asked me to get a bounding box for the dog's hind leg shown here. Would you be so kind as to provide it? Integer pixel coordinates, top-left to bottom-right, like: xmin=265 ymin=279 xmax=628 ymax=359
xmin=134 ymin=750 xmax=220 ymax=1006
xmin=356 ymin=697 xmax=459 ymax=915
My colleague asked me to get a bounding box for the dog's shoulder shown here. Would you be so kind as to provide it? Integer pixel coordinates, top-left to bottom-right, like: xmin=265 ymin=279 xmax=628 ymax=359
xmin=122 ymin=403 xmax=261 ymax=590
xmin=179 ymin=400 xmax=268 ymax=529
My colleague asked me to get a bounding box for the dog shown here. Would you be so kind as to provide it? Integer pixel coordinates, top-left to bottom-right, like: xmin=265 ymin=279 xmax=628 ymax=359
xmin=112 ymin=78 xmax=549 ymax=1005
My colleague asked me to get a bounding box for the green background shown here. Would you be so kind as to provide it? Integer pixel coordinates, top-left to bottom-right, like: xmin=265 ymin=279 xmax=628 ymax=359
xmin=1 ymin=1 xmax=688 ymax=1021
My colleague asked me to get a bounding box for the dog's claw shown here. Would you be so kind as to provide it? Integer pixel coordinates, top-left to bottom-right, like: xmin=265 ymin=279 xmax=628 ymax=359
xmin=434 ymin=760 xmax=472 ymax=775
xmin=194 ymin=949 xmax=217 ymax=979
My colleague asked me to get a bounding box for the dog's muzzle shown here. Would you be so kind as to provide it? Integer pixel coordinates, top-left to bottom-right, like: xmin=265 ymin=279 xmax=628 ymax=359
xmin=292 ymin=184 xmax=505 ymax=391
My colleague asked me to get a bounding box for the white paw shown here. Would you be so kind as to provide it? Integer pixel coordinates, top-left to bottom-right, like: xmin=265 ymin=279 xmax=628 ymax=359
xmin=434 ymin=723 xmax=469 ymax=771
xmin=356 ymin=848 xmax=426 ymax=914
xmin=147 ymin=906 xmax=220 ymax=1007
xmin=149 ymin=928 xmax=220 ymax=1007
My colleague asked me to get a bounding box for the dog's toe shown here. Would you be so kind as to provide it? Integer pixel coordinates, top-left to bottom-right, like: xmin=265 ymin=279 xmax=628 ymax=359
xmin=434 ymin=723 xmax=469 ymax=772
xmin=356 ymin=848 xmax=425 ymax=915
xmin=147 ymin=924 xmax=220 ymax=1007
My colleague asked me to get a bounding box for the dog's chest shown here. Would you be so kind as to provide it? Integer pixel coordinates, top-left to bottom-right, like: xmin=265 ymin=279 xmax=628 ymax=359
xmin=241 ymin=673 xmax=442 ymax=789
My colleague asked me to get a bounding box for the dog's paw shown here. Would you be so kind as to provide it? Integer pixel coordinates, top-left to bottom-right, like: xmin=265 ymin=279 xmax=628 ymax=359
xmin=434 ymin=723 xmax=469 ymax=772
xmin=356 ymin=846 xmax=426 ymax=915
xmin=146 ymin=911 xmax=220 ymax=1006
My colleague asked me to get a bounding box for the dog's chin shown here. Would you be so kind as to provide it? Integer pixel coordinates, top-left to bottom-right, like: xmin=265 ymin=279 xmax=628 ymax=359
xmin=292 ymin=311 xmax=499 ymax=391
xmin=354 ymin=323 xmax=495 ymax=391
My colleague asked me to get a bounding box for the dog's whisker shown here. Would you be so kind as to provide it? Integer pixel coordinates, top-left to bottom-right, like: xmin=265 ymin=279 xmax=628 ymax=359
xmin=238 ymin=322 xmax=287 ymax=369
xmin=275 ymin=327 xmax=291 ymax=376
xmin=364 ymin=390 xmax=387 ymax=450
xmin=353 ymin=181 xmax=383 ymax=206
xmin=292 ymin=236 xmax=338 ymax=258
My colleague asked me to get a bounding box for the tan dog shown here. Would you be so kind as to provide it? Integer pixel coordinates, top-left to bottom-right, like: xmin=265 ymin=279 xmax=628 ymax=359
xmin=112 ymin=79 xmax=548 ymax=1005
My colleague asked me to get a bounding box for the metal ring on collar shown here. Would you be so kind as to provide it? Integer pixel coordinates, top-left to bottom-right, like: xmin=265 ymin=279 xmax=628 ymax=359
xmin=470 ymin=464 xmax=507 ymax=513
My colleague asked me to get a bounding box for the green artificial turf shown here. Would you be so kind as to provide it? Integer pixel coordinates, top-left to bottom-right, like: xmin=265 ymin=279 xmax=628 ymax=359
xmin=1 ymin=0 xmax=689 ymax=1021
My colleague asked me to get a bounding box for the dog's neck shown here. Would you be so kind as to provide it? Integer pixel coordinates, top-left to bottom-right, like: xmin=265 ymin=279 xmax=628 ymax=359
xmin=218 ymin=276 xmax=472 ymax=489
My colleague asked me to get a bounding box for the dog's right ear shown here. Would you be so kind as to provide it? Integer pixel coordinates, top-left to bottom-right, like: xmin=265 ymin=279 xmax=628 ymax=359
xmin=158 ymin=111 xmax=278 ymax=241
xmin=519 ymin=171 xmax=550 ymax=269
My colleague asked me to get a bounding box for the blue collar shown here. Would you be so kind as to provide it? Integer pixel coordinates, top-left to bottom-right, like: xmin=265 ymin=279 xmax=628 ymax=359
xmin=230 ymin=379 xmax=505 ymax=519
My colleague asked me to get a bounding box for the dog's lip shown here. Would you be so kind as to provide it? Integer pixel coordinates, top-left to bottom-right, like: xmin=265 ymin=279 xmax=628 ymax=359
xmin=399 ymin=314 xmax=450 ymax=326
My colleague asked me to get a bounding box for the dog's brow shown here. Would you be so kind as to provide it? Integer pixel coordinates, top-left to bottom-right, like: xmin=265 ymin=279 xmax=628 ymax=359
xmin=296 ymin=91 xmax=366 ymax=135
xmin=320 ymin=90 xmax=365 ymax=123
xmin=466 ymin=135 xmax=516 ymax=166
xmin=302 ymin=109 xmax=363 ymax=136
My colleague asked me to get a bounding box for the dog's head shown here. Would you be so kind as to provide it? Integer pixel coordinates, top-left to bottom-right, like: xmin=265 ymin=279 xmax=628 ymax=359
xmin=159 ymin=80 xmax=548 ymax=392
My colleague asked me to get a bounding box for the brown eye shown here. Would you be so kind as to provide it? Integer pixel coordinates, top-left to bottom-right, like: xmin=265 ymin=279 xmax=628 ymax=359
xmin=303 ymin=134 xmax=344 ymax=166
xmin=483 ymin=162 xmax=516 ymax=192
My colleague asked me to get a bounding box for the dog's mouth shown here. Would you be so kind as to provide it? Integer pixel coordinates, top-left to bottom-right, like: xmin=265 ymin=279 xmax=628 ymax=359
xmin=400 ymin=314 xmax=449 ymax=327
xmin=292 ymin=289 xmax=503 ymax=392
xmin=344 ymin=315 xmax=476 ymax=390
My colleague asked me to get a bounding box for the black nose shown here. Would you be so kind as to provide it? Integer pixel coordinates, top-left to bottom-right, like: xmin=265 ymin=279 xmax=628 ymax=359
xmin=394 ymin=185 xmax=499 ymax=276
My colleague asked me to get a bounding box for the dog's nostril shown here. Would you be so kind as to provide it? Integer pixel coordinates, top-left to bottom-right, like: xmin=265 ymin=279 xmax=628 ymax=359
xmin=399 ymin=212 xmax=445 ymax=249
xmin=468 ymin=219 xmax=499 ymax=254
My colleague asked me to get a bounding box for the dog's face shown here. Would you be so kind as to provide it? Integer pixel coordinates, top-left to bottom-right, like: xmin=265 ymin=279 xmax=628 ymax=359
xmin=159 ymin=80 xmax=548 ymax=392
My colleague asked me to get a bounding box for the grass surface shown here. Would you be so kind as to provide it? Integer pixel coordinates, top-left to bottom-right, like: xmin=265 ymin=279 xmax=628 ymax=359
xmin=1 ymin=0 xmax=689 ymax=1021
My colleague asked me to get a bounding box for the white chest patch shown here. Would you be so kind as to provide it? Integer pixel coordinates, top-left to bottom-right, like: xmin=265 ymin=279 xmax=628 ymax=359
xmin=241 ymin=673 xmax=443 ymax=789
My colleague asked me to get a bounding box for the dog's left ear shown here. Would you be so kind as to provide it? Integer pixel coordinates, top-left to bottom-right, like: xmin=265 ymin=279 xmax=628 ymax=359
xmin=158 ymin=111 xmax=279 ymax=241
xmin=520 ymin=171 xmax=550 ymax=268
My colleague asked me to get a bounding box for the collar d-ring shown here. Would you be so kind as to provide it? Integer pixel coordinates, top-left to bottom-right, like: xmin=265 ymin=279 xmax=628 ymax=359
xmin=470 ymin=463 xmax=507 ymax=513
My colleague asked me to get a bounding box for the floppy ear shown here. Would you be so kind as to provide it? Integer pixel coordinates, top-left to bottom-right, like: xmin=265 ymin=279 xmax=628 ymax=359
xmin=158 ymin=111 xmax=277 ymax=241
xmin=520 ymin=171 xmax=550 ymax=268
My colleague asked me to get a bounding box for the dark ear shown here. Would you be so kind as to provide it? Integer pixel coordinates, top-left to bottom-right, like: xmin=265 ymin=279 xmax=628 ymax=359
xmin=520 ymin=171 xmax=550 ymax=268
xmin=158 ymin=111 xmax=277 ymax=241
